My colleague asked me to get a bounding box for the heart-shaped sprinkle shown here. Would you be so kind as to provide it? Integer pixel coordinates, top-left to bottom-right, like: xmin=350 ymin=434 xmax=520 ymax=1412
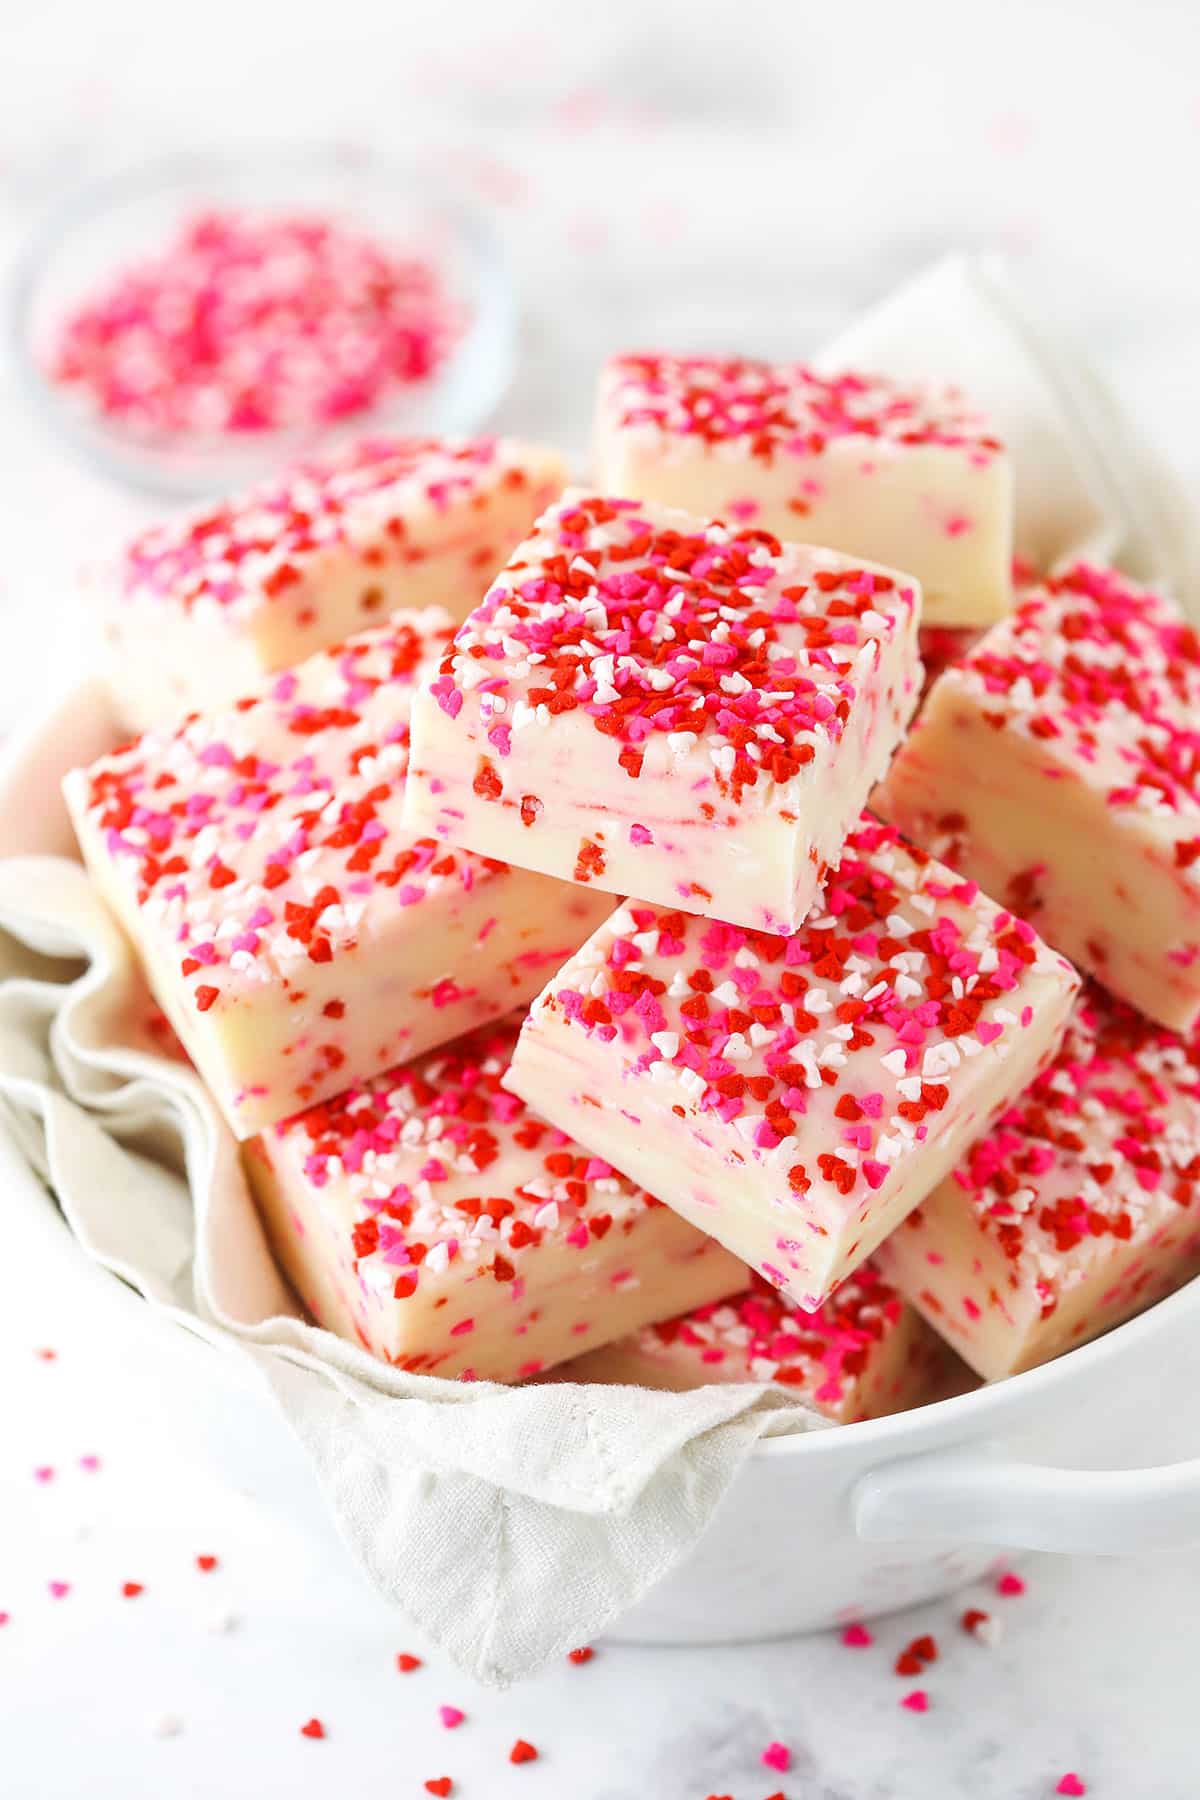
xmin=48 ymin=1581 xmax=70 ymax=1600
xmin=1056 ymin=1778 xmax=1086 ymax=1797
xmin=996 ymin=1570 xmax=1026 ymax=1596
xmin=196 ymin=1555 xmax=218 ymax=1572
xmin=901 ymin=1690 xmax=929 ymax=1712
xmin=300 ymin=1719 xmax=325 ymax=1740
xmin=34 ymin=1466 xmax=54 ymax=1484
xmin=122 ymin=1582 xmax=144 ymax=1598
xmin=79 ymin=1455 xmax=101 ymax=1473
xmin=438 ymin=1706 xmax=465 ymax=1730
xmin=761 ymin=1741 xmax=791 ymax=1772
xmin=510 ymin=1739 xmax=538 ymax=1765
xmin=567 ymin=1646 xmax=594 ymax=1665
xmin=425 ymin=1781 xmax=453 ymax=1797
xmin=841 ymin=1621 xmax=873 ymax=1647
xmin=396 ymin=1653 xmax=422 ymax=1673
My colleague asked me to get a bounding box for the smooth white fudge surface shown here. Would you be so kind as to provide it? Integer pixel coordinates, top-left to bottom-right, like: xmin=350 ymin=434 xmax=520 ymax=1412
xmin=875 ymin=563 xmax=1200 ymax=1032
xmin=505 ymin=816 xmax=1080 ymax=1311
xmin=561 ymin=1262 xmax=965 ymax=1423
xmin=594 ymin=354 xmax=1012 ymax=627
xmin=876 ymin=984 xmax=1200 ymax=1379
xmin=64 ymin=609 xmax=611 ymax=1139
xmin=100 ymin=434 xmax=567 ymax=731
xmin=245 ymin=1018 xmax=747 ymax=1381
xmin=403 ymin=489 xmax=922 ymax=935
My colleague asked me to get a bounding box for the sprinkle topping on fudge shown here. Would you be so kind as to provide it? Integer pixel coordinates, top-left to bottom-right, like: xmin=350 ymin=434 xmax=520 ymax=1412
xmin=121 ymin=436 xmax=535 ymax=617
xmin=937 ymin=984 xmax=1200 ymax=1294
xmin=640 ymin=1264 xmax=910 ymax=1397
xmin=603 ymin=354 xmax=1004 ymax=460
xmin=428 ymin=492 xmax=917 ymax=803
xmin=533 ymin=815 xmax=1066 ymax=1205
xmin=949 ymin=563 xmax=1200 ymax=820
xmin=78 ymin=610 xmax=510 ymax=1013
xmin=281 ymin=1019 xmax=664 ymax=1301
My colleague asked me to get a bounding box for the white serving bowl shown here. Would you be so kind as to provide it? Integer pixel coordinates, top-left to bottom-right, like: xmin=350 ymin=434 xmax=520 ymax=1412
xmin=5 ymin=682 xmax=1200 ymax=1647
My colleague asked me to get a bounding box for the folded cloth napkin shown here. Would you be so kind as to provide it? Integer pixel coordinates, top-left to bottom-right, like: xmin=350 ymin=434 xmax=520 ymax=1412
xmin=818 ymin=254 xmax=1200 ymax=610
xmin=0 ymin=255 xmax=1191 ymax=1686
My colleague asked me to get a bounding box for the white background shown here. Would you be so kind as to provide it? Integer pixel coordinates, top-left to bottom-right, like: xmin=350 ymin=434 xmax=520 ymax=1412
xmin=1 ymin=3 xmax=1200 ymax=1795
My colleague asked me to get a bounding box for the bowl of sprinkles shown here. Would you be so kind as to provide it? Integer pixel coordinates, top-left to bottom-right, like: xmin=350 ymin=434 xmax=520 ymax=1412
xmin=10 ymin=148 xmax=515 ymax=496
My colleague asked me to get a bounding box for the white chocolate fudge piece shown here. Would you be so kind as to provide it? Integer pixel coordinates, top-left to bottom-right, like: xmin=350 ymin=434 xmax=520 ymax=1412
xmin=875 ymin=564 xmax=1200 ymax=1032
xmin=594 ymin=354 xmax=1012 ymax=626
xmin=244 ymin=1019 xmax=747 ymax=1380
xmin=64 ymin=610 xmax=611 ymax=1139
xmin=875 ymin=985 xmax=1200 ymax=1379
xmin=403 ymin=490 xmax=922 ymax=935
xmin=505 ymin=817 xmax=1079 ymax=1311
xmin=100 ymin=435 xmax=566 ymax=731
xmin=561 ymin=1263 xmax=965 ymax=1422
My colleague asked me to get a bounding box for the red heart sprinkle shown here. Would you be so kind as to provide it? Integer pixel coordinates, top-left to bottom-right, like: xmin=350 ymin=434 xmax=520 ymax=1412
xmin=300 ymin=1719 xmax=325 ymax=1740
xmin=396 ymin=1653 xmax=423 ymax=1673
xmin=196 ymin=1555 xmax=218 ymax=1572
xmin=841 ymin=1621 xmax=873 ymax=1647
xmin=567 ymin=1646 xmax=594 ymax=1665
xmin=510 ymin=1739 xmax=538 ymax=1764
xmin=1056 ymin=1777 xmax=1086 ymax=1797
xmin=122 ymin=1582 xmax=144 ymax=1598
xmin=425 ymin=1781 xmax=453 ymax=1797
xmin=894 ymin=1651 xmax=923 ymax=1675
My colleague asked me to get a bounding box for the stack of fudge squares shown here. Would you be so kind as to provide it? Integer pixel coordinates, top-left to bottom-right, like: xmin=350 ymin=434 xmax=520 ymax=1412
xmin=60 ymin=350 xmax=1200 ymax=1423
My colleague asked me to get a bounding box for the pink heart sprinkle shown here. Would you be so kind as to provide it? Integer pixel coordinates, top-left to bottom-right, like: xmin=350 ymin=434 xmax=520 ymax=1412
xmin=996 ymin=1570 xmax=1026 ymax=1596
xmin=34 ymin=1466 xmax=54 ymax=1484
xmin=761 ymin=1742 xmax=791 ymax=1772
xmin=79 ymin=1455 xmax=101 ymax=1473
xmin=841 ymin=1622 xmax=873 ymax=1647
xmin=0 ymin=1612 xmax=9 ymax=1626
xmin=47 ymin=1581 xmax=70 ymax=1599
xmin=901 ymin=1690 xmax=929 ymax=1712
xmin=1056 ymin=1778 xmax=1086 ymax=1797
xmin=438 ymin=1706 xmax=465 ymax=1730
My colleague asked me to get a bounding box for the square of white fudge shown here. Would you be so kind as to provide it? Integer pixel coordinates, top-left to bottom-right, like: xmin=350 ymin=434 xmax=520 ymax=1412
xmin=244 ymin=1018 xmax=747 ymax=1381
xmin=403 ymin=490 xmax=922 ymax=935
xmin=64 ymin=609 xmax=611 ymax=1139
xmin=875 ymin=983 xmax=1200 ymax=1379
xmin=99 ymin=434 xmax=566 ymax=731
xmin=561 ymin=1262 xmax=966 ymax=1423
xmin=504 ymin=816 xmax=1080 ymax=1312
xmin=594 ymin=354 xmax=1013 ymax=626
xmin=875 ymin=563 xmax=1200 ymax=1032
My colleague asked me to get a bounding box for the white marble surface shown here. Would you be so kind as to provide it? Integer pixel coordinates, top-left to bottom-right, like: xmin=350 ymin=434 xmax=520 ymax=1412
xmin=1 ymin=4 xmax=1200 ymax=1794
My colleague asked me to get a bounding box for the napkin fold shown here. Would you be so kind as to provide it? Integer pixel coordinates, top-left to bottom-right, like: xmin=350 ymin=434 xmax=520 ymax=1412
xmin=0 ymin=255 xmax=1190 ymax=1684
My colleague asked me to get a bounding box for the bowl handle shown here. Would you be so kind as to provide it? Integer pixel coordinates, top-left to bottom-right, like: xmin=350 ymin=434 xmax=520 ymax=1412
xmin=853 ymin=1441 xmax=1200 ymax=1553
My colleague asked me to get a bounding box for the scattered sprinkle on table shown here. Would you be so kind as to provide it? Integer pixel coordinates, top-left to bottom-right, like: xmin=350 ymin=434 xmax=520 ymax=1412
xmin=299 ymin=1717 xmax=326 ymax=1740
xmin=567 ymin=1646 xmax=595 ymax=1665
xmin=438 ymin=1705 xmax=465 ymax=1730
xmin=841 ymin=1622 xmax=874 ymax=1648
xmin=425 ymin=1780 xmax=453 ymax=1797
xmin=901 ymin=1690 xmax=930 ymax=1712
xmin=195 ymin=1554 xmax=218 ymax=1572
xmin=510 ymin=1739 xmax=539 ymax=1765
xmin=47 ymin=1581 xmax=70 ymax=1600
xmin=1056 ymin=1777 xmax=1087 ymax=1797
xmin=761 ymin=1740 xmax=791 ymax=1772
xmin=396 ymin=1652 xmax=423 ymax=1673
xmin=121 ymin=1582 xmax=144 ymax=1599
xmin=997 ymin=1571 xmax=1027 ymax=1597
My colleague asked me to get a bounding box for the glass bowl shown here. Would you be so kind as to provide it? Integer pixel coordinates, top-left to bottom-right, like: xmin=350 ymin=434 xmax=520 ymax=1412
xmin=7 ymin=147 xmax=516 ymax=499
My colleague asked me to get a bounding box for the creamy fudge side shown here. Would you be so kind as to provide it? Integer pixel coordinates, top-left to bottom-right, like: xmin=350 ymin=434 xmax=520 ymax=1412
xmin=100 ymin=435 xmax=566 ymax=731
xmin=875 ymin=564 xmax=1200 ymax=1032
xmin=504 ymin=817 xmax=1080 ymax=1311
xmin=594 ymin=354 xmax=1012 ymax=627
xmin=64 ymin=610 xmax=611 ymax=1139
xmin=403 ymin=490 xmax=922 ymax=935
xmin=560 ymin=1263 xmax=965 ymax=1422
xmin=244 ymin=1020 xmax=747 ymax=1381
xmin=875 ymin=985 xmax=1200 ymax=1379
